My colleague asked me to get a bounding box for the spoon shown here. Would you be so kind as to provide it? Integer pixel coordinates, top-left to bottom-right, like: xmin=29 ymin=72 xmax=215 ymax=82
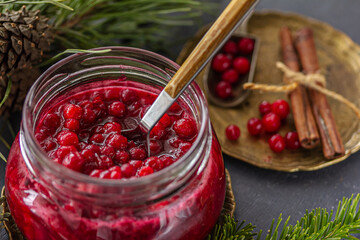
xmin=140 ymin=0 xmax=259 ymax=135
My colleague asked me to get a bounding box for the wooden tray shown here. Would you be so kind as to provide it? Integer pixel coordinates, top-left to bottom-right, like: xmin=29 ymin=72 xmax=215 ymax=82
xmin=177 ymin=11 xmax=360 ymax=172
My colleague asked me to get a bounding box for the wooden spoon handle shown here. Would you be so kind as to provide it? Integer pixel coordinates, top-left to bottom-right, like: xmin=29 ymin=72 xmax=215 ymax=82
xmin=164 ymin=0 xmax=257 ymax=98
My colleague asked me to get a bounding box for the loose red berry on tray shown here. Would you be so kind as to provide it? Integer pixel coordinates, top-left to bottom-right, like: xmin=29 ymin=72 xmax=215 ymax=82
xmin=223 ymin=40 xmax=238 ymax=55
xmin=215 ymin=81 xmax=232 ymax=99
xmin=271 ymin=99 xmax=290 ymax=120
xmin=238 ymin=38 xmax=254 ymax=55
xmin=284 ymin=132 xmax=300 ymax=150
xmin=225 ymin=124 xmax=240 ymax=141
xmin=268 ymin=134 xmax=285 ymax=153
xmin=63 ymin=104 xmax=83 ymax=120
xmin=211 ymin=53 xmax=231 ymax=72
xmin=247 ymin=118 xmax=263 ymax=136
xmin=262 ymin=113 xmax=281 ymax=133
xmin=173 ymin=118 xmax=197 ymax=139
xmin=221 ymin=69 xmax=239 ymax=85
xmin=233 ymin=57 xmax=250 ymax=74
xmin=259 ymin=101 xmax=272 ymax=116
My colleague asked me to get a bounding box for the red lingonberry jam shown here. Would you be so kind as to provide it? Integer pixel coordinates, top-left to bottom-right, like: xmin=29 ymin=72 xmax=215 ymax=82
xmin=33 ymin=86 xmax=199 ymax=179
xmin=5 ymin=49 xmax=225 ymax=240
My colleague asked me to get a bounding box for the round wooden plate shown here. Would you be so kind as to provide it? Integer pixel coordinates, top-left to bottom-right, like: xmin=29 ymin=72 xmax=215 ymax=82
xmin=177 ymin=11 xmax=360 ymax=172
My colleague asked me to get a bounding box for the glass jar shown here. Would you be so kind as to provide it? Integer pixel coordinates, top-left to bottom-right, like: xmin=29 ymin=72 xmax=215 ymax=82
xmin=5 ymin=47 xmax=225 ymax=240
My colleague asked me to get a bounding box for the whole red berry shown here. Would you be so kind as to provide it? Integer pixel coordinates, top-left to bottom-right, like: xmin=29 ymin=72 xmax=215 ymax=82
xmin=114 ymin=150 xmax=130 ymax=164
xmin=121 ymin=89 xmax=138 ymax=104
xmin=43 ymin=113 xmax=60 ymax=129
xmin=160 ymin=155 xmax=175 ymax=167
xmin=271 ymin=99 xmax=290 ymax=120
xmin=225 ymin=124 xmax=240 ymax=141
xmin=221 ymin=69 xmax=239 ymax=85
xmin=215 ymin=81 xmax=232 ymax=99
xmin=268 ymin=134 xmax=285 ymax=153
xmin=262 ymin=113 xmax=281 ymax=133
xmin=64 ymin=119 xmax=80 ymax=132
xmin=259 ymin=101 xmax=272 ymax=116
xmin=238 ymin=38 xmax=254 ymax=55
xmin=284 ymin=132 xmax=300 ymax=150
xmin=57 ymin=130 xmax=79 ymax=146
xmin=129 ymin=146 xmax=147 ymax=160
xmin=106 ymin=134 xmax=127 ymax=150
xmin=173 ymin=118 xmax=197 ymax=139
xmin=233 ymin=57 xmax=250 ymax=74
xmin=63 ymin=104 xmax=83 ymax=120
xmin=158 ymin=113 xmax=171 ymax=128
xmin=247 ymin=118 xmax=263 ymax=136
xmin=83 ymin=108 xmax=96 ymax=124
xmin=137 ymin=166 xmax=154 ymax=177
xmin=121 ymin=163 xmax=136 ymax=178
xmin=150 ymin=124 xmax=165 ymax=139
xmin=223 ymin=40 xmax=238 ymax=55
xmin=109 ymin=101 xmax=126 ymax=118
xmin=62 ymin=152 xmax=85 ymax=171
xmin=103 ymin=122 xmax=122 ymax=134
xmin=144 ymin=156 xmax=164 ymax=171
xmin=211 ymin=53 xmax=231 ymax=72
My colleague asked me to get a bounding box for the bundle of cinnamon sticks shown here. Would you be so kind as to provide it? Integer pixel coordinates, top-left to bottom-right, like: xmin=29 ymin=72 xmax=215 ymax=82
xmin=280 ymin=27 xmax=344 ymax=160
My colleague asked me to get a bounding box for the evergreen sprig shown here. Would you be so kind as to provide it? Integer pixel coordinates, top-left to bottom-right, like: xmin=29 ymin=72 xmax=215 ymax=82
xmin=2 ymin=0 xmax=216 ymax=53
xmin=207 ymin=215 xmax=258 ymax=240
xmin=208 ymin=194 xmax=360 ymax=240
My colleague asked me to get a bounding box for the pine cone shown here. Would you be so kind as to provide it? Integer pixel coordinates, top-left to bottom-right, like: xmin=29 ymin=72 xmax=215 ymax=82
xmin=0 ymin=6 xmax=53 ymax=116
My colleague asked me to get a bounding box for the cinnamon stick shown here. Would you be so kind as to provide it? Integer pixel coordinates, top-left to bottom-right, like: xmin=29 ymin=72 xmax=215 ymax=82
xmin=279 ymin=27 xmax=320 ymax=149
xmin=294 ymin=28 xmax=344 ymax=159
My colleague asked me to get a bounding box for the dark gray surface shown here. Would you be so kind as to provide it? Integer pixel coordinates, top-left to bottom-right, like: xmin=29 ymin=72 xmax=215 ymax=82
xmin=1 ymin=0 xmax=360 ymax=239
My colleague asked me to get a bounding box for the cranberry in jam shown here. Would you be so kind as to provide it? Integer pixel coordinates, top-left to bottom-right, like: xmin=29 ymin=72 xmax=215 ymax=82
xmin=5 ymin=47 xmax=225 ymax=240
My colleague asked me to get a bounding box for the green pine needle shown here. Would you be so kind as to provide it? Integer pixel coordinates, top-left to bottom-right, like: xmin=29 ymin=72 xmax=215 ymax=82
xmin=0 ymin=78 xmax=11 ymax=109
xmin=207 ymin=215 xmax=258 ymax=240
xmin=207 ymin=195 xmax=360 ymax=240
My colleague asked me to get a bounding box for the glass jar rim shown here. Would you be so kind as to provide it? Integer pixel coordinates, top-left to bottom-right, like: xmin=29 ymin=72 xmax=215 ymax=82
xmin=21 ymin=46 xmax=210 ymax=189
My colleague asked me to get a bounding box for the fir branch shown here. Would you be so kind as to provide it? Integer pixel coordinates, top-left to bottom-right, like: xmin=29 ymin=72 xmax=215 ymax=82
xmin=263 ymin=194 xmax=360 ymax=240
xmin=207 ymin=215 xmax=258 ymax=240
xmin=0 ymin=78 xmax=11 ymax=109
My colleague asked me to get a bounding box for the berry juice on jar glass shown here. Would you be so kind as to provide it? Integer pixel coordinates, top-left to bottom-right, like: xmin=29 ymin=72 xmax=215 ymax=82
xmin=5 ymin=47 xmax=225 ymax=240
